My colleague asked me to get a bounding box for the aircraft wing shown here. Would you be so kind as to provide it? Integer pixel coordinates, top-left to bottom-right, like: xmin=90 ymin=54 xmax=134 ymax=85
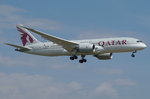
xmin=22 ymin=26 xmax=79 ymax=52
xmin=4 ymin=43 xmax=31 ymax=51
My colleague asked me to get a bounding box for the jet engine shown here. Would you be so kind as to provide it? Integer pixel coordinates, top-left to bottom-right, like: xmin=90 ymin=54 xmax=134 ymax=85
xmin=93 ymin=46 xmax=104 ymax=53
xmin=94 ymin=53 xmax=113 ymax=60
xmin=78 ymin=43 xmax=95 ymax=53
xmin=77 ymin=43 xmax=104 ymax=53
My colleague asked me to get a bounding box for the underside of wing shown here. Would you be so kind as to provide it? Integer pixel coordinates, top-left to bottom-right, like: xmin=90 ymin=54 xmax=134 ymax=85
xmin=22 ymin=26 xmax=79 ymax=52
xmin=5 ymin=43 xmax=31 ymax=52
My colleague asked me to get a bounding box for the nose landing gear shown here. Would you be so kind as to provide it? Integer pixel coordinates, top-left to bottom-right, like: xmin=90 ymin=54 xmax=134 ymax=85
xmin=131 ymin=51 xmax=136 ymax=57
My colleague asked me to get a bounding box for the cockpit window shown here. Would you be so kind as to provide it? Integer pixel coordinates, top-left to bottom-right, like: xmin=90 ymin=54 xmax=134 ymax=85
xmin=137 ymin=40 xmax=142 ymax=42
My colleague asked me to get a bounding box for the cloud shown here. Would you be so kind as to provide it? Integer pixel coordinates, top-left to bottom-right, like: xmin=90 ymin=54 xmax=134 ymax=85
xmin=0 ymin=72 xmax=52 ymax=99
xmin=114 ymin=78 xmax=136 ymax=86
xmin=0 ymin=54 xmax=56 ymax=67
xmin=75 ymin=28 xmax=139 ymax=40
xmin=26 ymin=19 xmax=62 ymax=30
xmin=0 ymin=72 xmax=84 ymax=99
xmin=0 ymin=55 xmax=36 ymax=66
xmin=76 ymin=30 xmax=117 ymax=39
xmin=0 ymin=5 xmax=26 ymax=30
xmin=87 ymin=78 xmax=136 ymax=99
xmin=94 ymin=82 xmax=119 ymax=99
xmin=0 ymin=54 xmax=83 ymax=70
xmin=0 ymin=5 xmax=62 ymax=31
xmin=93 ymin=68 xmax=124 ymax=75
xmin=0 ymin=5 xmax=26 ymax=15
xmin=68 ymin=81 xmax=82 ymax=91
xmin=0 ymin=72 xmax=138 ymax=99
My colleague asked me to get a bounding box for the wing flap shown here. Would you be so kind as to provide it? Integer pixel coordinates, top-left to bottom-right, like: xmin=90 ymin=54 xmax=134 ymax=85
xmin=22 ymin=26 xmax=79 ymax=52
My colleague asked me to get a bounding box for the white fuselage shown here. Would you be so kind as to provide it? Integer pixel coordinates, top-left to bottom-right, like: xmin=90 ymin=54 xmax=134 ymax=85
xmin=23 ymin=37 xmax=147 ymax=56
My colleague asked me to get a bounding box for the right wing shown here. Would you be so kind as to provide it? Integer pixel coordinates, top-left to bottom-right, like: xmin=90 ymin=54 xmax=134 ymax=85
xmin=22 ymin=26 xmax=79 ymax=52
xmin=4 ymin=43 xmax=31 ymax=51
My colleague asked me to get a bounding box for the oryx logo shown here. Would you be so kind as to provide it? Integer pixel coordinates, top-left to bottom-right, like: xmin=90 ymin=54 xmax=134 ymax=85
xmin=17 ymin=27 xmax=34 ymax=46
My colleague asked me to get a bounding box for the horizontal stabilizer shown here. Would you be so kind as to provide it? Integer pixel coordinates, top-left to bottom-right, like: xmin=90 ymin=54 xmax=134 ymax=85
xmin=4 ymin=43 xmax=31 ymax=51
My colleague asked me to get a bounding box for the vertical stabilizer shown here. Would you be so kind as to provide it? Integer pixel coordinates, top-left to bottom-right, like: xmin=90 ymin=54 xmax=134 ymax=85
xmin=16 ymin=25 xmax=40 ymax=46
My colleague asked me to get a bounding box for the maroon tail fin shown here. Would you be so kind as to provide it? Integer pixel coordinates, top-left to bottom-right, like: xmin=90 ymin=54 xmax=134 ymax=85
xmin=16 ymin=25 xmax=40 ymax=46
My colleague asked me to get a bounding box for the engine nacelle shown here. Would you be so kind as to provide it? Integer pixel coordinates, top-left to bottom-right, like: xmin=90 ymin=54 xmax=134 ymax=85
xmin=78 ymin=43 xmax=94 ymax=53
xmin=94 ymin=53 xmax=113 ymax=60
xmin=93 ymin=46 xmax=104 ymax=53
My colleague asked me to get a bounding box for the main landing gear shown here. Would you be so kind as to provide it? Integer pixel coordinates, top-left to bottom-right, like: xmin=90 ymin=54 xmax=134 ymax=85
xmin=70 ymin=55 xmax=78 ymax=60
xmin=70 ymin=55 xmax=87 ymax=63
xmin=131 ymin=51 xmax=136 ymax=57
xmin=79 ymin=55 xmax=87 ymax=63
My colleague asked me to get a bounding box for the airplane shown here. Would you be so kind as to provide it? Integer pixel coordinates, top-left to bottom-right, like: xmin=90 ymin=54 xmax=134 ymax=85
xmin=5 ymin=25 xmax=147 ymax=63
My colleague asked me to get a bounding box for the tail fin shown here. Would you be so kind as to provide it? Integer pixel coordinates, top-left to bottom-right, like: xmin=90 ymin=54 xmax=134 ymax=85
xmin=16 ymin=25 xmax=40 ymax=46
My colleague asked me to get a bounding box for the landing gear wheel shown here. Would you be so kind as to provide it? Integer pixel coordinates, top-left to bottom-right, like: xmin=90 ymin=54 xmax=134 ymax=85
xmin=74 ymin=55 xmax=78 ymax=59
xmin=83 ymin=59 xmax=87 ymax=62
xmin=79 ymin=60 xmax=83 ymax=63
xmin=70 ymin=56 xmax=74 ymax=60
xmin=131 ymin=51 xmax=136 ymax=58
xmin=79 ymin=59 xmax=87 ymax=63
xmin=79 ymin=55 xmax=87 ymax=63
xmin=70 ymin=55 xmax=78 ymax=60
xmin=131 ymin=54 xmax=135 ymax=57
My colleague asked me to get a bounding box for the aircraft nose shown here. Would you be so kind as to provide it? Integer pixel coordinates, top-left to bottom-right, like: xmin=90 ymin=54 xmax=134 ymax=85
xmin=141 ymin=43 xmax=147 ymax=49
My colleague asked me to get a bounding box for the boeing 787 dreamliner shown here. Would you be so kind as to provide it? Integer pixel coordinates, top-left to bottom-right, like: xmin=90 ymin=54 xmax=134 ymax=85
xmin=5 ymin=25 xmax=147 ymax=63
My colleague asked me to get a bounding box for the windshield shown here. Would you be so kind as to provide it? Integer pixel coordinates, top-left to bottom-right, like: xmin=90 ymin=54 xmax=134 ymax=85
xmin=137 ymin=40 xmax=142 ymax=43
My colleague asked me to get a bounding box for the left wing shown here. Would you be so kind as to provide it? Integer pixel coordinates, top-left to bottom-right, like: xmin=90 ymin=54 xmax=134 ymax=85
xmin=22 ymin=26 xmax=79 ymax=52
